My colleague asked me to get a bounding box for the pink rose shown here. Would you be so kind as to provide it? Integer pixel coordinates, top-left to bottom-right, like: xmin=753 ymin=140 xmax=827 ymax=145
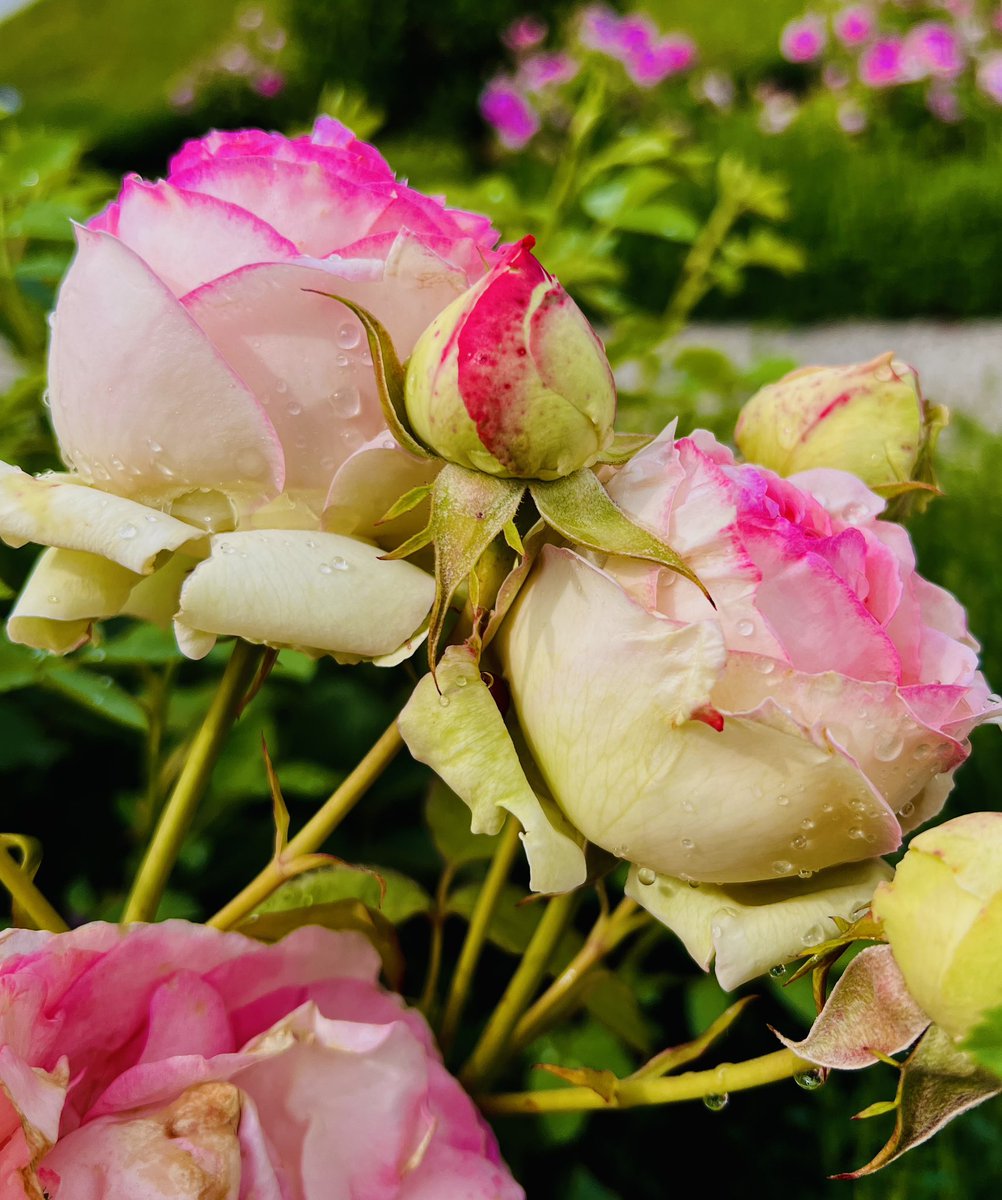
xmin=495 ymin=429 xmax=1000 ymax=987
xmin=1 ymin=120 xmax=500 ymax=662
xmin=780 ymin=15 xmax=828 ymax=64
xmin=0 ymin=921 xmax=523 ymax=1198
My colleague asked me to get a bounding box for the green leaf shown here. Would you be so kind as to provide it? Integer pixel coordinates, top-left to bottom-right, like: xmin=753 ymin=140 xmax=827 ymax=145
xmin=304 ymin=293 xmax=431 ymax=460
xmin=448 ymin=880 xmax=540 ymax=954
xmin=80 ymin=624 xmax=179 ymax=666
xmin=530 ymin=469 xmax=708 ymax=600
xmin=424 ymin=464 xmax=525 ymax=666
xmin=40 ymin=667 xmax=147 ymax=731
xmin=836 ymin=1024 xmax=1002 ymax=1178
xmin=583 ymin=970 xmax=656 ymax=1055
xmin=580 ymin=167 xmax=675 ymax=223
xmin=605 ymin=202 xmax=699 ymax=243
xmin=672 ymin=346 xmax=739 ymax=392
xmin=0 ymin=639 xmax=43 ymax=694
xmin=255 ymin=863 xmax=431 ymax=927
xmin=426 ymin=780 xmax=503 ymax=868
xmin=962 ymin=1005 xmax=1002 ymax=1079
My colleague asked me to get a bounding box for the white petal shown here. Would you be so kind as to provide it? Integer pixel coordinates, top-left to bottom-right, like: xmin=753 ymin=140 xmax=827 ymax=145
xmin=174 ymin=530 xmax=433 ymax=661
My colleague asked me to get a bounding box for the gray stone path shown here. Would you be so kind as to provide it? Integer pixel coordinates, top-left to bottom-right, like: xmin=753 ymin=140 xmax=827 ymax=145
xmin=681 ymin=321 xmax=1002 ymax=432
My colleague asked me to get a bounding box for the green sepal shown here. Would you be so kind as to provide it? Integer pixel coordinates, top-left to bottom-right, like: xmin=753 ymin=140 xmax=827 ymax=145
xmin=304 ymin=291 xmax=432 ymax=460
xmin=378 ymin=524 xmax=434 ymax=561
xmin=629 ymin=997 xmax=756 ymax=1081
xmin=425 ymin=465 xmax=525 ymax=668
xmin=530 ymin=468 xmax=709 ymax=601
xmin=594 ymin=431 xmax=656 ymax=465
xmin=378 ymin=483 xmax=434 ymax=525
xmin=835 ymin=1025 xmax=1001 ymax=1179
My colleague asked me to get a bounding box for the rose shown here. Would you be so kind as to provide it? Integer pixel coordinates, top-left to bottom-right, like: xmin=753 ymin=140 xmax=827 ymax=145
xmin=495 ymin=428 xmax=999 ymax=988
xmin=873 ymin=812 xmax=1002 ymax=1041
xmin=0 ymin=920 xmax=523 ymax=1198
xmin=734 ymin=353 xmax=935 ymax=492
xmin=404 ymin=236 xmax=616 ymax=480
xmin=1 ymin=118 xmax=501 ymax=662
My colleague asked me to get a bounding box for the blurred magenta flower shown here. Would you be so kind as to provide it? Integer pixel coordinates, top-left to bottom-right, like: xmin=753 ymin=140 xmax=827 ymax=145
xmin=977 ymin=51 xmax=1002 ymax=103
xmin=780 ymin=14 xmax=827 ymax=64
xmin=479 ymin=77 xmax=541 ymax=148
xmin=579 ymin=3 xmax=622 ymax=54
xmin=834 ymin=5 xmax=875 ymax=47
xmin=517 ymin=50 xmax=579 ymax=92
xmin=502 ymin=14 xmax=548 ymax=52
xmin=252 ymin=68 xmax=285 ymax=97
xmin=905 ymin=21 xmax=964 ymax=78
xmin=926 ymin=81 xmax=962 ymax=121
xmin=859 ymin=37 xmax=908 ymax=87
xmin=579 ymin=5 xmax=696 ymax=86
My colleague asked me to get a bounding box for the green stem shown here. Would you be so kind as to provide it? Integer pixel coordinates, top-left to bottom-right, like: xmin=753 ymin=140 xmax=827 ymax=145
xmin=540 ymin=70 xmax=606 ymax=245
xmin=460 ymin=888 xmax=579 ymax=1091
xmin=207 ymin=719 xmax=403 ymax=930
xmin=510 ymin=897 xmax=648 ymax=1054
xmin=419 ymin=862 xmax=457 ymax=1017
xmin=661 ymin=192 xmax=742 ymax=340
xmin=0 ymin=843 xmax=69 ymax=932
xmin=439 ymin=817 xmax=522 ymax=1053
xmin=122 ymin=641 xmax=264 ymax=923
xmin=479 ymin=1049 xmax=809 ymax=1115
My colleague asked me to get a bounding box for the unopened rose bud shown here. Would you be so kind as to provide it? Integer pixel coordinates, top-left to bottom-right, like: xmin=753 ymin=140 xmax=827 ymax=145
xmin=735 ymin=352 xmax=933 ymax=490
xmin=404 ymin=236 xmax=616 ymax=480
xmin=873 ymin=813 xmax=1002 ymax=1041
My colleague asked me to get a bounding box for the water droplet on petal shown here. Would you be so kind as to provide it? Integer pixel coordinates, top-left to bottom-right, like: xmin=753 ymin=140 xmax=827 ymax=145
xmin=736 ymin=618 xmax=754 ymax=637
xmin=802 ymin=924 xmax=825 ymax=947
xmin=117 ymin=523 xmax=137 ymax=540
xmin=319 ymin=563 xmax=334 ymax=575
xmin=330 ymin=555 xmax=349 ymax=571
xmin=800 ymin=818 xmax=815 ymax=831
xmin=439 ymin=694 xmax=451 ymax=708
xmin=755 ymin=658 xmax=775 ymax=674
xmin=219 ymin=543 xmax=235 ymax=555
xmin=336 ymin=321 xmax=362 ymax=349
xmin=769 ymin=964 xmax=787 ymax=978
xmin=777 ymin=795 xmax=790 ymax=808
xmin=681 ymin=799 xmax=695 ymax=813
xmin=637 ymin=866 xmax=656 ymax=886
xmin=790 ymin=835 xmax=808 ymax=850
xmin=874 ymin=732 xmax=904 ymax=762
xmin=798 ymin=867 xmax=814 ymax=880
xmin=848 ymin=825 xmax=866 ymax=840
xmin=703 ymin=1093 xmax=729 ymax=1112
xmin=144 ymin=513 xmax=159 ymax=523
xmin=681 ymin=837 xmax=695 ymax=852
xmin=913 ymin=743 xmax=932 ymax=761
xmin=330 ymin=386 xmax=362 ymax=418
xmin=771 ymin=859 xmax=793 ymax=875
xmin=898 ymin=800 xmax=915 ymax=818
xmin=47 ymin=594 xmax=59 ymax=604
xmin=794 ymin=1069 xmax=825 ymax=1091
xmin=286 ymin=400 xmax=302 ymax=416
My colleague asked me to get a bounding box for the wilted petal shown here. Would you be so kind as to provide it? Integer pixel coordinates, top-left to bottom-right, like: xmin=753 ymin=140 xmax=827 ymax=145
xmin=399 ymin=644 xmax=587 ymax=894
xmin=0 ymin=1047 xmax=66 ymax=1196
xmin=7 ymin=548 xmax=141 ymax=653
xmin=626 ymin=860 xmax=894 ymax=990
xmin=776 ymin=944 xmax=930 ymax=1068
xmin=48 ymin=227 xmax=284 ymax=502
xmin=174 ymin=530 xmax=434 ymax=662
xmin=0 ymin=467 xmax=204 ymax=572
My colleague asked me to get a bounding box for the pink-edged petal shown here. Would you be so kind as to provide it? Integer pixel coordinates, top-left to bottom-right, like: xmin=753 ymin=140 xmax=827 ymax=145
xmin=0 ymin=467 xmax=204 ymax=572
xmin=790 ymin=467 xmax=886 ymax=524
xmin=174 ymin=529 xmax=434 ymax=662
xmin=626 ymin=860 xmax=893 ymax=990
xmin=107 ymin=177 xmax=297 ymax=296
xmin=775 ymin=943 xmax=930 ymax=1068
xmin=49 ymin=227 xmax=284 ymax=503
xmin=0 ymin=1047 xmax=67 ymax=1196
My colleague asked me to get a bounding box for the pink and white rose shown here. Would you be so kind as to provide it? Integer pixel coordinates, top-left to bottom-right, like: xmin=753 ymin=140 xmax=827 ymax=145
xmin=1 ymin=119 xmax=501 ymax=662
xmin=496 ymin=428 xmax=1000 ymax=987
xmin=0 ymin=921 xmax=523 ymax=1199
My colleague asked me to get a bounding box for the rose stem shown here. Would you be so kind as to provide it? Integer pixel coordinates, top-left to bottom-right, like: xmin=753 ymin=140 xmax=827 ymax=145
xmin=479 ymin=1049 xmax=810 ymax=1115
xmin=207 ymin=719 xmax=404 ymax=930
xmin=460 ymin=888 xmax=579 ymax=1091
xmin=0 ymin=844 xmax=69 ymax=932
xmin=419 ymin=862 xmax=459 ymax=1018
xmin=122 ymin=640 xmax=265 ymax=923
xmin=509 ymin=897 xmax=649 ymax=1054
xmin=439 ymin=817 xmax=523 ymax=1053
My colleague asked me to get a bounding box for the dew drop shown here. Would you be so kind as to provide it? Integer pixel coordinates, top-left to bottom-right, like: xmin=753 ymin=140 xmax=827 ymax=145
xmin=637 ymin=866 xmax=656 ymax=886
xmin=275 ymin=380 xmax=288 ymax=394
xmin=755 ymin=658 xmax=775 ymax=674
xmin=687 ymin=878 xmax=701 ymax=889
xmin=898 ymin=800 xmax=915 ymax=818
xmin=821 ymin=802 xmax=834 ymax=813
xmin=305 ymin=538 xmax=317 ymax=549
xmin=800 ymin=817 xmax=815 ymax=831
xmin=913 ymin=743 xmax=932 ymax=761
xmin=117 ymin=522 xmax=137 ymax=540
xmin=790 ymin=835 xmax=808 ymax=851
xmin=798 ymin=868 xmax=814 ymax=880
xmin=986 ymin=693 xmax=1002 ymax=708
xmin=848 ymin=825 xmax=866 ymax=840
xmin=768 ymin=964 xmax=787 ymax=978
xmin=681 ymin=799 xmax=695 ymax=813
xmin=286 ymin=400 xmax=303 ymax=416
xmin=703 ymin=1093 xmax=729 ymax=1112
xmin=736 ymin=618 xmax=754 ymax=637
xmin=843 ymin=502 xmax=866 ymax=525
xmin=801 ymin=924 xmax=825 ymax=947
xmin=680 ymin=837 xmax=695 ymax=852
xmin=794 ymin=1069 xmax=825 ymax=1091
xmin=318 ymin=563 xmax=334 ymax=575
xmin=874 ymin=732 xmax=904 ymax=762
xmin=47 ymin=594 xmax=59 ymax=604
xmin=335 ymin=351 xmax=350 ymax=368
xmin=771 ymin=859 xmax=793 ymax=876
xmin=144 ymin=513 xmax=159 ymax=523
xmin=330 ymin=386 xmax=362 ymax=418
xmin=612 ymin=844 xmax=630 ymax=858
xmin=439 ymin=695 xmax=451 ymax=708
xmin=156 ymin=461 xmax=176 ymax=479
xmin=336 ymin=321 xmax=362 ymax=349
xmin=219 ymin=543 xmax=235 ymax=555
xmin=777 ymin=795 xmax=790 ymax=808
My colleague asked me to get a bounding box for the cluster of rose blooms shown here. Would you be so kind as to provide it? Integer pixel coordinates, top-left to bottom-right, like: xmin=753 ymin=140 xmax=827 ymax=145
xmin=480 ymin=7 xmax=698 ymax=149
xmin=0 ymin=121 xmax=999 ymax=1194
xmin=779 ymin=0 xmax=1002 ymax=132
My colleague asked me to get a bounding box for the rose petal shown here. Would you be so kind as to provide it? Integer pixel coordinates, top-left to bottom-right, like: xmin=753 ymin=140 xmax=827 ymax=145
xmin=174 ymin=529 xmax=434 ymax=662
xmin=48 ymin=227 xmax=284 ymax=502
xmin=324 ymin=432 xmax=439 ymax=543
xmin=626 ymin=860 xmax=894 ymax=990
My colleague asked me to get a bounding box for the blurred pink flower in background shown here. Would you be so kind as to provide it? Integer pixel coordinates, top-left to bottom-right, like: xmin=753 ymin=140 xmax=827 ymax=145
xmin=579 ymin=5 xmax=696 ymax=86
xmin=517 ymin=50 xmax=579 ymax=92
xmin=977 ymin=51 xmax=1002 ymax=102
xmin=838 ymin=98 xmax=869 ymax=133
xmin=859 ymin=37 xmax=908 ymax=86
xmin=834 ymin=4 xmax=876 ymax=47
xmin=780 ymin=13 xmax=828 ymax=63
xmin=905 ymin=21 xmax=965 ymax=77
xmin=480 ymin=77 xmax=541 ymax=147
xmin=502 ymin=14 xmax=548 ymax=52
xmin=926 ymin=81 xmax=962 ymax=121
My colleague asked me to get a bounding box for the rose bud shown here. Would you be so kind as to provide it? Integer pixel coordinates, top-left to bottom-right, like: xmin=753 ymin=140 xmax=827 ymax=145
xmin=873 ymin=812 xmax=1002 ymax=1041
xmin=734 ymin=353 xmax=935 ymax=491
xmin=404 ymin=236 xmax=617 ymax=480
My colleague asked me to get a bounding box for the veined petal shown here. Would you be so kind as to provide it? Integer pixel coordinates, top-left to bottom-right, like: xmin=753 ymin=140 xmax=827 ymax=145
xmin=48 ymin=227 xmax=284 ymax=503
xmin=7 ymin=548 xmax=141 ymax=654
xmin=0 ymin=466 xmax=204 ymax=572
xmin=174 ymin=530 xmax=434 ymax=662
xmin=626 ymin=859 xmax=894 ymax=990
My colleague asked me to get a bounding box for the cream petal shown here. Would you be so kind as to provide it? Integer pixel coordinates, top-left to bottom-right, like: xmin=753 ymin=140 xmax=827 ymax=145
xmin=324 ymin=432 xmax=439 ymax=544
xmin=626 ymin=859 xmax=894 ymax=990
xmin=0 ymin=467 xmax=204 ymax=572
xmin=7 ymin=548 xmax=141 ymax=654
xmin=48 ymin=227 xmax=284 ymax=502
xmin=398 ymin=644 xmax=587 ymax=895
xmin=174 ymin=529 xmax=434 ymax=662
